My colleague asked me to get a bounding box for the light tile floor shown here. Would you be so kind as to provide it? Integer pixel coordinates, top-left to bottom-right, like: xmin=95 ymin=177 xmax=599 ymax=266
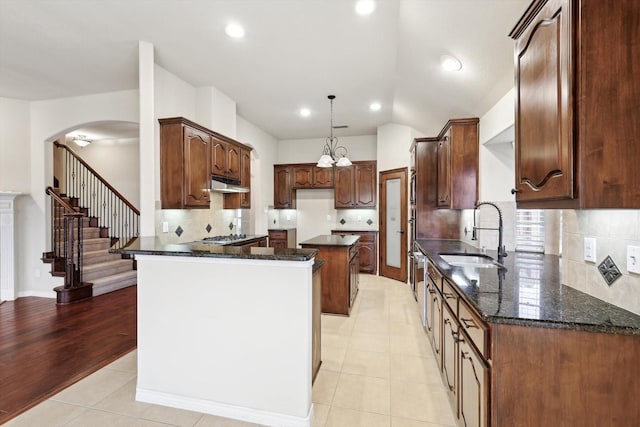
xmin=5 ymin=274 xmax=456 ymax=427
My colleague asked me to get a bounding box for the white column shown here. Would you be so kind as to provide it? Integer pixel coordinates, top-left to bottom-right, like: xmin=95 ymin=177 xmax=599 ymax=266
xmin=0 ymin=191 xmax=21 ymax=301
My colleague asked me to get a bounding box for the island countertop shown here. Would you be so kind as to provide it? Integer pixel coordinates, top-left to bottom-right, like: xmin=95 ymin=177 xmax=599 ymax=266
xmin=111 ymin=236 xmax=317 ymax=261
xmin=416 ymin=239 xmax=640 ymax=335
xmin=300 ymin=235 xmax=360 ymax=247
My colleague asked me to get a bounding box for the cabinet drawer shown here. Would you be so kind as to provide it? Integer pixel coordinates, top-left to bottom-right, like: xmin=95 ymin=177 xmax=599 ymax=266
xmin=441 ymin=279 xmax=458 ymax=314
xmin=458 ymin=299 xmax=489 ymax=359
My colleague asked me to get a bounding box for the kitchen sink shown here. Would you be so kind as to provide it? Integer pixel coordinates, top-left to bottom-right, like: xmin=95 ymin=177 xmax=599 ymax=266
xmin=439 ymin=253 xmax=503 ymax=269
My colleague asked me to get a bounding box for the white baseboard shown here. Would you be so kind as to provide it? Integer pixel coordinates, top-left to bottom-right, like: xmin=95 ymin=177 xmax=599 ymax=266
xmin=136 ymin=388 xmax=313 ymax=427
xmin=17 ymin=290 xmax=56 ymax=298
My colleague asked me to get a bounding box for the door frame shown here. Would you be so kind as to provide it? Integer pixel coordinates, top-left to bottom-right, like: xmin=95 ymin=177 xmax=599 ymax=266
xmin=379 ymin=167 xmax=408 ymax=282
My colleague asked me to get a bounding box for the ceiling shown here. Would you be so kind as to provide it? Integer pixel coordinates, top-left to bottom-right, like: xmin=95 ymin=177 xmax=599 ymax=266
xmin=0 ymin=0 xmax=529 ymax=140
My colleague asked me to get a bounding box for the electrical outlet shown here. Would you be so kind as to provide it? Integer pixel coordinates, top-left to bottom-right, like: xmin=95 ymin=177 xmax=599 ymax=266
xmin=162 ymin=221 xmax=169 ymax=233
xmin=627 ymin=245 xmax=640 ymax=274
xmin=584 ymin=237 xmax=597 ymax=262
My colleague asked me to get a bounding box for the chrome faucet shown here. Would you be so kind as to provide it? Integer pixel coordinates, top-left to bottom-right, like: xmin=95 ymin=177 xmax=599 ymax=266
xmin=472 ymin=201 xmax=508 ymax=259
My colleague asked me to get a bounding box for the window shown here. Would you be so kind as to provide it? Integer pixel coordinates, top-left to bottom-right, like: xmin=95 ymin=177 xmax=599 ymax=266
xmin=515 ymin=209 xmax=545 ymax=253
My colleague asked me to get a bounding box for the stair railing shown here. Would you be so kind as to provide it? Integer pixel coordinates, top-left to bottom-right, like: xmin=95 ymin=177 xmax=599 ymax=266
xmin=53 ymin=141 xmax=140 ymax=249
xmin=46 ymin=187 xmax=84 ymax=288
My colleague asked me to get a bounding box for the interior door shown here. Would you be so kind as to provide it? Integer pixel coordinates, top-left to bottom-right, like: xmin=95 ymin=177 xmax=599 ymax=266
xmin=379 ymin=168 xmax=408 ymax=282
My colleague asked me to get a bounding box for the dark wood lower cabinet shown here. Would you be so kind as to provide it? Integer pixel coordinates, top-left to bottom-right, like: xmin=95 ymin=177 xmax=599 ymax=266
xmin=331 ymin=230 xmax=377 ymax=274
xmin=268 ymin=229 xmax=297 ymax=248
xmin=424 ymin=256 xmax=640 ymax=427
xmin=300 ymin=241 xmax=359 ymax=316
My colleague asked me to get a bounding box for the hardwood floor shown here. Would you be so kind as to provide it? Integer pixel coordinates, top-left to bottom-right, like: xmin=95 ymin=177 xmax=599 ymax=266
xmin=0 ymin=286 xmax=137 ymax=424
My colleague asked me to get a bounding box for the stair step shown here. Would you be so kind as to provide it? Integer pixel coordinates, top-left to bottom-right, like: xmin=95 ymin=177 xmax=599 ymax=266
xmin=82 ymin=249 xmax=123 ymax=266
xmin=54 ymin=227 xmax=101 ymax=239
xmin=83 ymin=259 xmax=134 ymax=282
xmin=56 ymin=238 xmax=112 ymax=253
xmin=91 ymin=270 xmax=137 ymax=297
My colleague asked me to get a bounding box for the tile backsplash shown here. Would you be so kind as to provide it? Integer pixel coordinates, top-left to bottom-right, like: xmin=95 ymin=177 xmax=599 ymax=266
xmin=156 ymin=193 xmax=251 ymax=244
xmin=562 ymin=209 xmax=640 ymax=315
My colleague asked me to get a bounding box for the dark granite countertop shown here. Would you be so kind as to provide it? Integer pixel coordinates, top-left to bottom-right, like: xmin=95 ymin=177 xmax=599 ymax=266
xmin=331 ymin=229 xmax=379 ymax=233
xmin=111 ymin=237 xmax=317 ymax=261
xmin=268 ymin=227 xmax=297 ymax=231
xmin=416 ymin=239 xmax=640 ymax=336
xmin=300 ymin=235 xmax=360 ymax=247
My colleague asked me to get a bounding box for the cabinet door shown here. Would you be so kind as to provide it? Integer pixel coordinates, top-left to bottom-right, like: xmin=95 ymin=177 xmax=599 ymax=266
xmin=513 ymin=0 xmax=573 ymax=203
xmin=334 ymin=166 xmax=355 ymax=208
xmin=442 ymin=302 xmax=459 ymax=416
xmin=358 ymin=241 xmax=376 ymax=273
xmin=223 ymin=148 xmax=251 ymax=209
xmin=432 ymin=289 xmax=443 ymax=370
xmin=349 ymin=251 xmax=359 ymax=306
xmin=274 ymin=166 xmax=295 ymax=209
xmin=355 ymin=162 xmax=376 ymax=207
xmin=437 ymin=134 xmax=451 ymax=208
xmin=313 ymin=166 xmax=334 ymax=188
xmin=183 ymin=127 xmax=211 ymax=207
xmin=239 ymin=148 xmax=251 ymax=208
xmin=459 ymin=335 xmax=489 ymax=427
xmin=426 ymin=280 xmax=437 ymax=341
xmin=292 ymin=165 xmax=314 ymax=188
xmin=211 ymin=138 xmax=228 ymax=178
xmin=226 ymin=143 xmax=241 ymax=181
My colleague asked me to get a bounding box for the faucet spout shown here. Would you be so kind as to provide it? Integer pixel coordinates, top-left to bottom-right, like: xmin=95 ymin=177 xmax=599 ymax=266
xmin=472 ymin=201 xmax=508 ymax=259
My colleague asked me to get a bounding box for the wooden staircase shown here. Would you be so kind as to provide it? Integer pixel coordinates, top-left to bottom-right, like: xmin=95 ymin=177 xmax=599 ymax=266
xmin=44 ymin=141 xmax=140 ymax=304
xmin=43 ymin=194 xmax=137 ymax=303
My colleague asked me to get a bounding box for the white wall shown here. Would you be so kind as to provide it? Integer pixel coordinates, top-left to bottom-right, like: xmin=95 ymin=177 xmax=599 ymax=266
xmin=0 ymin=98 xmax=31 ymax=297
xmin=7 ymin=90 xmax=140 ymax=297
xmin=478 ymin=88 xmax=515 ymax=202
xmin=277 ymin=135 xmax=376 ymax=164
xmin=236 ymin=115 xmax=278 ymax=235
xmin=197 ymin=87 xmax=237 ymax=139
xmin=65 ymin=138 xmax=141 ymax=208
xmin=376 ymin=123 xmax=415 ymax=173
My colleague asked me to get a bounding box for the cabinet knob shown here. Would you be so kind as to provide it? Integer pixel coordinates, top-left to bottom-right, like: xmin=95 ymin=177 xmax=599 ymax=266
xmin=511 ymin=188 xmax=520 ymax=194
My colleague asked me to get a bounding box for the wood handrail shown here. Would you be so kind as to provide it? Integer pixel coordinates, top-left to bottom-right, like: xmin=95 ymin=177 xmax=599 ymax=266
xmin=45 ymin=186 xmax=77 ymax=213
xmin=53 ymin=141 xmax=140 ymax=215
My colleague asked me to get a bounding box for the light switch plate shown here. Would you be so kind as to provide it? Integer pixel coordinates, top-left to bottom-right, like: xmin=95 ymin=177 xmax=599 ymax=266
xmin=162 ymin=221 xmax=169 ymax=233
xmin=627 ymin=245 xmax=640 ymax=274
xmin=584 ymin=237 xmax=597 ymax=262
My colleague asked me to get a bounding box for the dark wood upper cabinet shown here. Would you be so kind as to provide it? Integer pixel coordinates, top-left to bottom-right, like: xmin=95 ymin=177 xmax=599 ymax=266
xmin=292 ymin=164 xmax=334 ymax=189
xmin=212 ymin=137 xmax=241 ymax=182
xmin=159 ymin=118 xmax=211 ymax=209
xmin=160 ymin=117 xmax=251 ymax=210
xmin=510 ymin=0 xmax=640 ymax=208
xmin=436 ymin=118 xmax=479 ymax=209
xmin=224 ymin=147 xmax=251 ymax=209
xmin=274 ymin=165 xmax=296 ymax=209
xmin=334 ymin=161 xmax=377 ymax=209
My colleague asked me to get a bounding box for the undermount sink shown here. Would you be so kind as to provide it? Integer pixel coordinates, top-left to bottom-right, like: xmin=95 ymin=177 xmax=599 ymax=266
xmin=439 ymin=253 xmax=502 ymax=269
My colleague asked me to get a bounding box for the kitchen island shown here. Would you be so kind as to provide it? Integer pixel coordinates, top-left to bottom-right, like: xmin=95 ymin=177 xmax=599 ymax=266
xmin=112 ymin=237 xmax=320 ymax=427
xmin=415 ymin=239 xmax=640 ymax=427
xmin=300 ymin=234 xmax=360 ymax=315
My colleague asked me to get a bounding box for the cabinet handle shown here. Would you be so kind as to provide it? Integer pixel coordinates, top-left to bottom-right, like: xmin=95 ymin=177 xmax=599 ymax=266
xmin=443 ymin=292 xmax=456 ymax=300
xmin=452 ymin=330 xmax=463 ymax=344
xmin=511 ymin=188 xmax=520 ymax=194
xmin=461 ymin=318 xmax=478 ymax=329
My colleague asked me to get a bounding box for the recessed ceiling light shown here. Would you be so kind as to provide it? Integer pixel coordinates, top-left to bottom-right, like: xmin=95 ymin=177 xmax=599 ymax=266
xmin=369 ymin=102 xmax=381 ymax=111
xmin=355 ymin=0 xmax=376 ymax=15
xmin=225 ymin=23 xmax=245 ymax=39
xmin=441 ymin=55 xmax=462 ymax=71
xmin=299 ymin=108 xmax=311 ymax=117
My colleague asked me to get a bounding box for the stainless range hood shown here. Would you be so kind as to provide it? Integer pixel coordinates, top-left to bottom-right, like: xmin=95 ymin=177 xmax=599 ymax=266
xmin=210 ymin=176 xmax=249 ymax=193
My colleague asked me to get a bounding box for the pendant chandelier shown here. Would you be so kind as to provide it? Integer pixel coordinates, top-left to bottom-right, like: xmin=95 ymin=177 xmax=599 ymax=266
xmin=317 ymin=95 xmax=352 ymax=168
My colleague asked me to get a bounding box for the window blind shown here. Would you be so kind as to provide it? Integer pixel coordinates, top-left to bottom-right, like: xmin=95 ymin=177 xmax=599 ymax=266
xmin=515 ymin=209 xmax=545 ymax=253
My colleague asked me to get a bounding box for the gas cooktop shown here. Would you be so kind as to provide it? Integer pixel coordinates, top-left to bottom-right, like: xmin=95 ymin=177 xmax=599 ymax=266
xmin=196 ymin=234 xmax=258 ymax=245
